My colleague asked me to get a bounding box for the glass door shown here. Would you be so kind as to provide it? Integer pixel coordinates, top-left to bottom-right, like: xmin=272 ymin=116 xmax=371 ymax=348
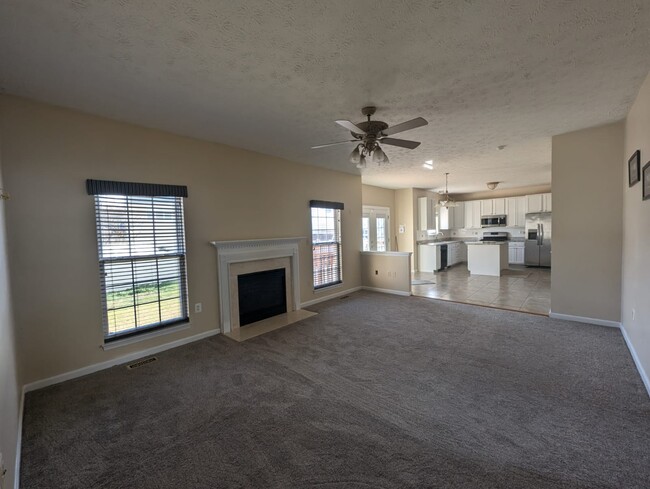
xmin=362 ymin=206 xmax=390 ymax=251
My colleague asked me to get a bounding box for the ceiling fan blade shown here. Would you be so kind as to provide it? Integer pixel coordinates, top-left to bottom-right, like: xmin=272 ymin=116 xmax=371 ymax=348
xmin=380 ymin=138 xmax=421 ymax=150
xmin=311 ymin=140 xmax=357 ymax=149
xmin=382 ymin=117 xmax=428 ymax=136
xmin=335 ymin=120 xmax=367 ymax=134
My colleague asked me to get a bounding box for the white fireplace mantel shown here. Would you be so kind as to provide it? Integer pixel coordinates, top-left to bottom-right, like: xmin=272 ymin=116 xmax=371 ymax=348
xmin=210 ymin=237 xmax=305 ymax=333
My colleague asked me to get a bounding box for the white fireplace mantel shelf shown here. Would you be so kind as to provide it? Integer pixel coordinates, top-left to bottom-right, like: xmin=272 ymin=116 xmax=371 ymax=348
xmin=210 ymin=237 xmax=306 ymax=333
xmin=210 ymin=237 xmax=306 ymax=251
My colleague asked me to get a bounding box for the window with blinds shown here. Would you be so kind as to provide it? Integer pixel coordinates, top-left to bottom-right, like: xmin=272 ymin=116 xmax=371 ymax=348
xmin=310 ymin=200 xmax=343 ymax=289
xmin=88 ymin=180 xmax=189 ymax=341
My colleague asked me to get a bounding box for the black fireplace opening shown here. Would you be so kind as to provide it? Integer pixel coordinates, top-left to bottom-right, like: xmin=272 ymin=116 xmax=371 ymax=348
xmin=238 ymin=268 xmax=287 ymax=327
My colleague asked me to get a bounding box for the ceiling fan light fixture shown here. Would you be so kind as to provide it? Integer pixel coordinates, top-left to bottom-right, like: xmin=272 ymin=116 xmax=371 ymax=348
xmin=486 ymin=181 xmax=500 ymax=190
xmin=357 ymin=153 xmax=367 ymax=169
xmin=373 ymin=145 xmax=385 ymax=163
xmin=349 ymin=145 xmax=361 ymax=164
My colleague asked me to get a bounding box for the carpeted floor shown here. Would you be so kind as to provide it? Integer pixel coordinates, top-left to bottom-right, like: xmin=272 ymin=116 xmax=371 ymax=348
xmin=21 ymin=291 xmax=650 ymax=488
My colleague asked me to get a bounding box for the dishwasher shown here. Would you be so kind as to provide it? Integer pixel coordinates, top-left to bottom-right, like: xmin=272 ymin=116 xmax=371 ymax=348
xmin=439 ymin=244 xmax=448 ymax=270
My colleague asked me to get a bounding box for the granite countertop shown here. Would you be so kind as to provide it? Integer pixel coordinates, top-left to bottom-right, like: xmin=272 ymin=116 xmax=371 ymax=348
xmin=419 ymin=240 xmax=465 ymax=246
xmin=466 ymin=241 xmax=508 ymax=245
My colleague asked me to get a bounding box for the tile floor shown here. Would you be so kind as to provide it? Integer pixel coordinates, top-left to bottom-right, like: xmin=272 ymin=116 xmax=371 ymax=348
xmin=412 ymin=264 xmax=551 ymax=315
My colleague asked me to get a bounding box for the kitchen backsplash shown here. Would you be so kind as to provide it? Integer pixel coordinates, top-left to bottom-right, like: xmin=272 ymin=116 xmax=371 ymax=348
xmin=417 ymin=226 xmax=526 ymax=241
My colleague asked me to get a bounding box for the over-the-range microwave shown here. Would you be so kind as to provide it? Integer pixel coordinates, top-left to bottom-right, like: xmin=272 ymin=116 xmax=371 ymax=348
xmin=481 ymin=215 xmax=507 ymax=227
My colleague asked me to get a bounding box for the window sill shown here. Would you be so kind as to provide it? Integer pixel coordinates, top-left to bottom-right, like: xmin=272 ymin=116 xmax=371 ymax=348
xmin=101 ymin=321 xmax=191 ymax=351
xmin=313 ymin=282 xmax=344 ymax=293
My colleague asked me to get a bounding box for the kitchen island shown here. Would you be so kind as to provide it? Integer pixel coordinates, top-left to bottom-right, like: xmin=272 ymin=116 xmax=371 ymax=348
xmin=466 ymin=242 xmax=509 ymax=276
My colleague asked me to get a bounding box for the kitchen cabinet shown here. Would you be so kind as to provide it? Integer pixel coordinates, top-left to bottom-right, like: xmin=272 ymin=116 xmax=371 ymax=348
xmin=480 ymin=199 xmax=493 ymax=216
xmin=506 ymin=196 xmax=527 ymax=227
xmin=446 ymin=242 xmax=467 ymax=266
xmin=508 ymin=242 xmax=525 ymax=264
xmin=418 ymin=197 xmax=436 ymax=230
xmin=544 ymin=193 xmax=552 ymax=211
xmin=463 ymin=200 xmax=481 ymax=229
xmin=480 ymin=198 xmax=507 ymax=216
xmin=439 ymin=202 xmax=465 ymax=230
xmin=526 ymin=193 xmax=552 ymax=213
xmin=418 ymin=244 xmax=441 ymax=272
xmin=492 ymin=198 xmax=507 ymax=215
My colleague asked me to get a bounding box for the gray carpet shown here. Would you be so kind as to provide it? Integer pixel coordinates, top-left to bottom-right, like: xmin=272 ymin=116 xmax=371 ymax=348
xmin=21 ymin=291 xmax=650 ymax=488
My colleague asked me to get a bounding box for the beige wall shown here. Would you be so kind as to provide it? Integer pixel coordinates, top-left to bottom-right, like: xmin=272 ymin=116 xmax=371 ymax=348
xmin=394 ymin=188 xmax=414 ymax=254
xmin=0 ymin=96 xmax=362 ymax=384
xmin=0 ymin=134 xmax=21 ymax=489
xmin=551 ymin=121 xmax=624 ymax=322
xmin=361 ymin=184 xmax=396 ymax=247
xmin=360 ymin=252 xmax=411 ymax=294
xmin=622 ymin=73 xmax=650 ymax=386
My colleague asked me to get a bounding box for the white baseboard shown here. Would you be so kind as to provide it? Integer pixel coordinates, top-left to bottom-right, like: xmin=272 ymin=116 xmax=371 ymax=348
xmin=14 ymin=386 xmax=25 ymax=489
xmin=362 ymin=286 xmax=411 ymax=297
xmin=548 ymin=312 xmax=621 ymax=328
xmin=23 ymin=328 xmax=220 ymax=393
xmin=620 ymin=326 xmax=650 ymax=399
xmin=300 ymin=286 xmax=362 ymax=308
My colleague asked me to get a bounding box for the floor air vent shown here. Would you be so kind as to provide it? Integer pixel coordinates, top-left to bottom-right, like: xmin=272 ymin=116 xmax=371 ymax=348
xmin=127 ymin=357 xmax=158 ymax=370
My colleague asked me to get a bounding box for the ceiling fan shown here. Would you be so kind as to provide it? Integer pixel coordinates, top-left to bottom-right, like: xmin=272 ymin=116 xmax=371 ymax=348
xmin=312 ymin=106 xmax=428 ymax=168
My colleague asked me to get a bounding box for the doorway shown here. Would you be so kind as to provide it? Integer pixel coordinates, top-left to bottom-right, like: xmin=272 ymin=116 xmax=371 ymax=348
xmin=362 ymin=206 xmax=390 ymax=252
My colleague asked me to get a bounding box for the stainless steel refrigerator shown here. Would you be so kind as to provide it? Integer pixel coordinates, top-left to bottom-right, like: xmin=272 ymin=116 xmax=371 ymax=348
xmin=525 ymin=212 xmax=552 ymax=267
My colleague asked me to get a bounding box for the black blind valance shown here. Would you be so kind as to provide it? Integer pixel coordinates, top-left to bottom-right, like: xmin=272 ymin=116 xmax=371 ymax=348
xmin=310 ymin=200 xmax=344 ymax=210
xmin=86 ymin=179 xmax=188 ymax=198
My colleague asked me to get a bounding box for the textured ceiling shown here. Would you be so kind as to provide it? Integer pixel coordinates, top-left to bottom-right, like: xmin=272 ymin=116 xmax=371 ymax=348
xmin=1 ymin=1 xmax=649 ymax=193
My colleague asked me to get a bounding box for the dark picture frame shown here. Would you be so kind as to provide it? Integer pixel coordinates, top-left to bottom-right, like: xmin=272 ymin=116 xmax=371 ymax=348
xmin=643 ymin=161 xmax=650 ymax=201
xmin=629 ymin=150 xmax=641 ymax=187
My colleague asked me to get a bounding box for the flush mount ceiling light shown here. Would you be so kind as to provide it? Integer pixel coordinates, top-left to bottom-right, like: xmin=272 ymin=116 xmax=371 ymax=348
xmin=436 ymin=173 xmax=458 ymax=208
xmin=311 ymin=106 xmax=428 ymax=169
xmin=486 ymin=181 xmax=500 ymax=190
xmin=423 ymin=160 xmax=433 ymax=170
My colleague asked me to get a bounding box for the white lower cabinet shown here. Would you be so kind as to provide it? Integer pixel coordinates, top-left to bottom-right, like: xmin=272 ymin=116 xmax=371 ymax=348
xmin=419 ymin=244 xmax=441 ymax=272
xmin=419 ymin=242 xmax=467 ymax=271
xmin=447 ymin=242 xmax=467 ymax=267
xmin=508 ymin=242 xmax=525 ymax=264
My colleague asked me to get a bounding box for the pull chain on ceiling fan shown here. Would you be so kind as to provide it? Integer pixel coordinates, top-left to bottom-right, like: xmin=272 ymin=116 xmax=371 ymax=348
xmin=312 ymin=106 xmax=428 ymax=168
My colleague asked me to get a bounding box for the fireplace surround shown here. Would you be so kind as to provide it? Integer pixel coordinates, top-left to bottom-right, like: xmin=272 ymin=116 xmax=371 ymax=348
xmin=210 ymin=238 xmax=304 ymax=333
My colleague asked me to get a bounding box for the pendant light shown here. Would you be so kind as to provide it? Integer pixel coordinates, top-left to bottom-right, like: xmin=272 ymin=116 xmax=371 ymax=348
xmin=436 ymin=173 xmax=458 ymax=208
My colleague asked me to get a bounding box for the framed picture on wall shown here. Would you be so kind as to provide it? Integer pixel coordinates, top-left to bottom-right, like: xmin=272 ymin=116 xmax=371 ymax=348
xmin=629 ymin=150 xmax=641 ymax=187
xmin=643 ymin=161 xmax=650 ymax=201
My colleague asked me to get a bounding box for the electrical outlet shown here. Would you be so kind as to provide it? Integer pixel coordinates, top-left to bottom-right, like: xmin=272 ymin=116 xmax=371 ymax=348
xmin=194 ymin=303 xmax=202 ymax=313
xmin=375 ymin=270 xmax=378 ymax=275
xmin=632 ymin=308 xmax=636 ymax=320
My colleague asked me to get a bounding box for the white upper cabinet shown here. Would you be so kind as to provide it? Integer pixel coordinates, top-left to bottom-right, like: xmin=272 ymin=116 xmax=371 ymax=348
xmin=480 ymin=199 xmax=493 ymax=216
xmin=418 ymin=197 xmax=436 ymax=230
xmin=526 ymin=193 xmax=552 ymax=213
xmin=480 ymin=198 xmax=507 ymax=216
xmin=452 ymin=202 xmax=465 ymax=229
xmin=464 ymin=200 xmax=481 ymax=229
xmin=492 ymin=198 xmax=507 ymax=215
xmin=543 ymin=193 xmax=552 ymax=211
xmin=439 ymin=202 xmax=465 ymax=230
xmin=506 ymin=196 xmax=527 ymax=227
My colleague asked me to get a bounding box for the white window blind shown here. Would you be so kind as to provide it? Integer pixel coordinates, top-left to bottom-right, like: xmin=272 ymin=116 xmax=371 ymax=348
xmin=310 ymin=201 xmax=343 ymax=289
xmin=91 ymin=188 xmax=189 ymax=341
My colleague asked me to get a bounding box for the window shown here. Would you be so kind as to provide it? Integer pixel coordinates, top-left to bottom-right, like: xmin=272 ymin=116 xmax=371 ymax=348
xmin=87 ymin=180 xmax=189 ymax=341
xmin=310 ymin=200 xmax=343 ymax=289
